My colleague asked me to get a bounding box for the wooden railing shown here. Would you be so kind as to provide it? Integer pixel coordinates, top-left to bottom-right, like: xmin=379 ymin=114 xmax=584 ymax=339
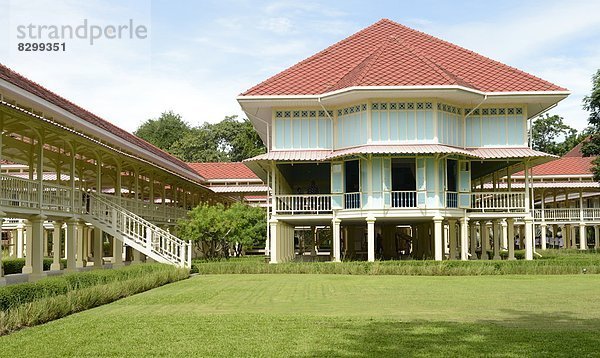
xmin=391 ymin=191 xmax=417 ymax=208
xmin=344 ymin=192 xmax=361 ymax=209
xmin=534 ymin=208 xmax=600 ymax=222
xmin=0 ymin=173 xmax=188 ymax=222
xmin=275 ymin=195 xmax=332 ymax=214
xmin=85 ymin=192 xmax=192 ymax=267
xmin=471 ymin=191 xmax=525 ymax=212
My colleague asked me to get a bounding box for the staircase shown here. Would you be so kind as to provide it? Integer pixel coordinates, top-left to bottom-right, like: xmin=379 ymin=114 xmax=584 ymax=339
xmin=82 ymin=191 xmax=192 ymax=268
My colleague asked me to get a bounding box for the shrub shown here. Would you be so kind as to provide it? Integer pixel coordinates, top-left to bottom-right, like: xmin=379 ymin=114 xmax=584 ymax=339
xmin=2 ymin=259 xmax=68 ymax=275
xmin=0 ymin=264 xmax=188 ymax=312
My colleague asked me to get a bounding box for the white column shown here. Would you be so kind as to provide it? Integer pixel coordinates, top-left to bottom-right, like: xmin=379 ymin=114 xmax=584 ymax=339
xmin=27 ymin=215 xmax=47 ymax=281
xmin=595 ymin=225 xmax=600 ymax=249
xmin=501 ymin=219 xmax=508 ymax=251
xmin=448 ymin=219 xmax=457 ymax=260
xmin=132 ymin=248 xmax=141 ymax=264
xmin=113 ymin=237 xmax=124 ymax=267
xmin=524 ymin=217 xmax=533 ymax=260
xmin=367 ymin=217 xmax=376 ymax=262
xmin=459 ymin=217 xmax=469 ymax=261
xmin=0 ymin=211 xmax=5 ymax=285
xmin=492 ymin=220 xmax=501 ymax=260
xmin=579 ymin=224 xmax=587 ymax=250
xmin=76 ymin=223 xmax=86 ymax=268
xmin=93 ymin=227 xmax=103 ymax=268
xmin=269 ymin=218 xmax=279 ymax=264
xmin=433 ymin=215 xmax=444 ymax=261
xmin=507 ymin=218 xmax=516 ymax=260
xmin=480 ymin=220 xmax=489 ymax=260
xmin=43 ymin=227 xmax=49 ymax=257
xmin=22 ymin=220 xmax=33 ymax=273
xmin=16 ymin=221 xmax=24 ymax=258
xmin=332 ymin=218 xmax=341 ymax=262
xmin=50 ymin=222 xmax=63 ymax=270
xmin=540 ymin=224 xmax=547 ymax=250
xmin=469 ymin=222 xmax=478 ymax=260
xmin=65 ymin=220 xmax=77 ymax=272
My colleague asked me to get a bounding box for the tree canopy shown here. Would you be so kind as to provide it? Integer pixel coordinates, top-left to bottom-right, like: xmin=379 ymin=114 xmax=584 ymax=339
xmin=134 ymin=111 xmax=191 ymax=152
xmin=531 ymin=113 xmax=582 ymax=156
xmin=581 ymin=69 xmax=600 ymax=180
xmin=177 ymin=202 xmax=266 ymax=259
xmin=135 ymin=113 xmax=265 ymax=162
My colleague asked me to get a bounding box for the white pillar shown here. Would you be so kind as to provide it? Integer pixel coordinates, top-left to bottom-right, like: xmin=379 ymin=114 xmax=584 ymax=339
xmin=480 ymin=220 xmax=489 ymax=260
xmin=524 ymin=217 xmax=533 ymax=260
xmin=113 ymin=237 xmax=123 ymax=267
xmin=65 ymin=220 xmax=77 ymax=272
xmin=27 ymin=215 xmax=47 ymax=281
xmin=22 ymin=220 xmax=33 ymax=273
xmin=16 ymin=221 xmax=24 ymax=258
xmin=93 ymin=227 xmax=103 ymax=268
xmin=433 ymin=215 xmax=444 ymax=261
xmin=540 ymin=224 xmax=547 ymax=250
xmin=507 ymin=218 xmax=516 ymax=260
xmin=0 ymin=211 xmax=5 ymax=285
xmin=132 ymin=248 xmax=141 ymax=264
xmin=332 ymin=218 xmax=341 ymax=262
xmin=579 ymin=224 xmax=587 ymax=250
xmin=459 ymin=217 xmax=469 ymax=261
xmin=448 ymin=219 xmax=457 ymax=260
xmin=501 ymin=219 xmax=508 ymax=251
xmin=367 ymin=217 xmax=376 ymax=262
xmin=43 ymin=227 xmax=49 ymax=257
xmin=269 ymin=218 xmax=279 ymax=264
xmin=492 ymin=220 xmax=501 ymax=260
xmin=76 ymin=223 xmax=86 ymax=268
xmin=595 ymin=225 xmax=600 ymax=249
xmin=469 ymin=222 xmax=478 ymax=260
xmin=50 ymin=222 xmax=63 ymax=270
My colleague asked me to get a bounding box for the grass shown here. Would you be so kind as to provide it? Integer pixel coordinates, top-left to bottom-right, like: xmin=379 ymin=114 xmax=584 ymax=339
xmin=0 ymin=274 xmax=599 ymax=356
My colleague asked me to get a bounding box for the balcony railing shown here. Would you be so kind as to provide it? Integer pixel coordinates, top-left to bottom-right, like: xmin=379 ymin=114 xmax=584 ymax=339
xmin=534 ymin=208 xmax=600 ymax=222
xmin=471 ymin=191 xmax=525 ymax=212
xmin=446 ymin=191 xmax=458 ymax=208
xmin=0 ymin=173 xmax=189 ymax=222
xmin=275 ymin=194 xmax=332 ymax=214
xmin=344 ymin=192 xmax=361 ymax=209
xmin=391 ymin=191 xmax=417 ymax=208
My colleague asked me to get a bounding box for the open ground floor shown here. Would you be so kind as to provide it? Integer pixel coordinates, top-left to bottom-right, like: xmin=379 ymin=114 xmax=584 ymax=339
xmin=1 ymin=273 xmax=599 ymax=356
xmin=268 ymin=213 xmax=600 ymax=263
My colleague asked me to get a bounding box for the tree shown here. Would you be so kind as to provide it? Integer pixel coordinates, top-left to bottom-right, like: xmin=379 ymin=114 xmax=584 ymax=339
xmin=169 ymin=125 xmax=228 ymax=162
xmin=581 ymin=69 xmax=600 ymax=180
xmin=212 ymin=116 xmax=266 ymax=162
xmin=177 ymin=202 xmax=266 ymax=259
xmin=531 ymin=113 xmax=581 ymax=156
xmin=134 ymin=111 xmax=191 ymax=152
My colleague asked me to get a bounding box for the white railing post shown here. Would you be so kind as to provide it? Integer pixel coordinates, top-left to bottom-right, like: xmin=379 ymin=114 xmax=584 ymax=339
xmin=187 ymin=240 xmax=192 ymax=267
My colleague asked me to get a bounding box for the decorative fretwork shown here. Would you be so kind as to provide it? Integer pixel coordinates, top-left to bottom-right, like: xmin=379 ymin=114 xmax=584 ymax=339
xmin=372 ymin=102 xmax=432 ymax=111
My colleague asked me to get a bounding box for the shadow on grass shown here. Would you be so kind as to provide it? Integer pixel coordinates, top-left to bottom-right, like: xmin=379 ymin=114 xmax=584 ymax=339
xmin=302 ymin=310 xmax=599 ymax=357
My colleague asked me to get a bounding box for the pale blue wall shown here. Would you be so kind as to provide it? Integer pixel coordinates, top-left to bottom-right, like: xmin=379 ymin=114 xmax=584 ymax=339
xmin=336 ymin=104 xmax=368 ymax=148
xmin=370 ymin=102 xmax=434 ymax=143
xmin=273 ymin=110 xmax=332 ymax=149
xmin=465 ymin=107 xmax=526 ymax=147
xmin=437 ymin=103 xmax=463 ymax=146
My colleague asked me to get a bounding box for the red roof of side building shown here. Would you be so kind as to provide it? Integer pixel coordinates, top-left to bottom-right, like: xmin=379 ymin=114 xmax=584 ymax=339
xmin=242 ymin=19 xmax=566 ymax=96
xmin=523 ymin=143 xmax=596 ymax=176
xmin=187 ymin=162 xmax=260 ymax=180
xmin=0 ymin=63 xmax=194 ymax=175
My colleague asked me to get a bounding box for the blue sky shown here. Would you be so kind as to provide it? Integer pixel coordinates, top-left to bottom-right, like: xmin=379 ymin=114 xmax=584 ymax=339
xmin=1 ymin=0 xmax=599 ymax=133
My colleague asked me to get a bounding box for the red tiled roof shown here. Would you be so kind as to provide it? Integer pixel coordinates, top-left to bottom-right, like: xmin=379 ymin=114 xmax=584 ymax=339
xmin=0 ymin=63 xmax=195 ymax=175
xmin=242 ymin=19 xmax=566 ymax=96
xmin=469 ymin=147 xmax=554 ymax=159
xmin=187 ymin=162 xmax=259 ymax=180
xmin=520 ymin=143 xmax=596 ymax=176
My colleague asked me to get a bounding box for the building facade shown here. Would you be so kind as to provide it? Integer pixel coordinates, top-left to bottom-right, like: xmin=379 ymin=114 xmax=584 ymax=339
xmin=239 ymin=19 xmax=569 ymax=263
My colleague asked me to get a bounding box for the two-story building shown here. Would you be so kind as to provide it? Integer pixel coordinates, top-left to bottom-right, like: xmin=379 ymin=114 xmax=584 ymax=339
xmin=239 ymin=19 xmax=569 ymax=263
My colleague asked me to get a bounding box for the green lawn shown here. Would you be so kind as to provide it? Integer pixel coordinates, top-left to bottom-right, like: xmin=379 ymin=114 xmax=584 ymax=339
xmin=1 ymin=274 xmax=599 ymax=357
